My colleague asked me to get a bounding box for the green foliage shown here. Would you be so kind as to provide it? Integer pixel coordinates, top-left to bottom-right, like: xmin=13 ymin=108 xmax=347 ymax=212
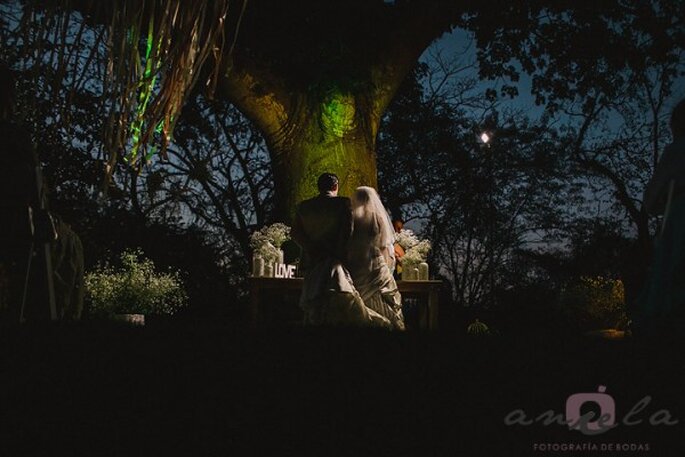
xmin=466 ymin=1 xmax=684 ymax=111
xmin=466 ymin=318 xmax=490 ymax=336
xmin=558 ymin=276 xmax=627 ymax=331
xmin=85 ymin=249 xmax=188 ymax=317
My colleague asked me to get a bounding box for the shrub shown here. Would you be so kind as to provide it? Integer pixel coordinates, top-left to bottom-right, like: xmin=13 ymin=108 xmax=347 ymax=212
xmin=558 ymin=276 xmax=626 ymax=331
xmin=85 ymin=249 xmax=188 ymax=317
xmin=467 ymin=318 xmax=490 ymax=336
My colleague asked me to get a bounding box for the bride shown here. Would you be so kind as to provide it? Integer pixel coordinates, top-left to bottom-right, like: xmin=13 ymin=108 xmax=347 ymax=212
xmin=347 ymin=186 xmax=405 ymax=330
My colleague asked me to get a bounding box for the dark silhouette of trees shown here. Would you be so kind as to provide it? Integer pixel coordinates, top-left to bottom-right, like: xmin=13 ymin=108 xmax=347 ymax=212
xmin=0 ymin=13 xmax=254 ymax=316
xmin=378 ymin=59 xmax=570 ymax=309
xmin=467 ymin=0 xmax=684 ymax=305
xmin=9 ymin=1 xmax=684 ymax=223
xmin=131 ymin=94 xmax=274 ymax=256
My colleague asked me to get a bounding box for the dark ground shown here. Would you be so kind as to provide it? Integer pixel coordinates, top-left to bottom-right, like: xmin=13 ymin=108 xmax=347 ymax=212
xmin=1 ymin=318 xmax=684 ymax=457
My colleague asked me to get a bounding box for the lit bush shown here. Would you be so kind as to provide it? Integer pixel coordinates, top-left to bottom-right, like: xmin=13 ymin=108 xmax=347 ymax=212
xmin=85 ymin=249 xmax=188 ymax=317
xmin=558 ymin=276 xmax=626 ymax=331
xmin=466 ymin=318 xmax=490 ymax=336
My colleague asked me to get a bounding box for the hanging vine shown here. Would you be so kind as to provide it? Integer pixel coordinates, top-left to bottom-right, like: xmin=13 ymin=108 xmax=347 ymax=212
xmin=4 ymin=0 xmax=245 ymax=188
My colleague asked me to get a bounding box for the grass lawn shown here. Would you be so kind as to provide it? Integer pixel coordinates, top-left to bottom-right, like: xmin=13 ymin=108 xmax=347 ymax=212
xmin=0 ymin=319 xmax=683 ymax=456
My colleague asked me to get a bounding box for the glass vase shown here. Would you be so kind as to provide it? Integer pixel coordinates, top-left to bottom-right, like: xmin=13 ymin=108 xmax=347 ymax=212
xmin=418 ymin=262 xmax=429 ymax=280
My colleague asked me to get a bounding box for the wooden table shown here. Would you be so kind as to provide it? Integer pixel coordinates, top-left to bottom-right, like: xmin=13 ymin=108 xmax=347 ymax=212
xmin=398 ymin=279 xmax=442 ymax=330
xmin=249 ymin=277 xmax=442 ymax=329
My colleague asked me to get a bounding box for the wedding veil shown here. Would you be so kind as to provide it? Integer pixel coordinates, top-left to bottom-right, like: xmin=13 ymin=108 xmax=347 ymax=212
xmin=352 ymin=186 xmax=396 ymax=265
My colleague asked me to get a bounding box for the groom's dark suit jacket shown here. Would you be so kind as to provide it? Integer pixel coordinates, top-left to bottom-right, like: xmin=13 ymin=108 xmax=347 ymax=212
xmin=292 ymin=192 xmax=353 ymax=272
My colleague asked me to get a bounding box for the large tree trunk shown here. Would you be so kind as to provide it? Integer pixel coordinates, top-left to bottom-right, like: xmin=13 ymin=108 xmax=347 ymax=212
xmin=266 ymin=93 xmax=379 ymax=220
xmin=218 ymin=66 xmax=407 ymax=222
xmin=215 ymin=4 xmax=456 ymax=222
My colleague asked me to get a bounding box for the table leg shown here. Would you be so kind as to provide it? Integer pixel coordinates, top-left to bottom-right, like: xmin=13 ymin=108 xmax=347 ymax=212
xmin=428 ymin=288 xmax=439 ymax=330
xmin=249 ymin=280 xmax=260 ymax=326
xmin=417 ymin=295 xmax=428 ymax=330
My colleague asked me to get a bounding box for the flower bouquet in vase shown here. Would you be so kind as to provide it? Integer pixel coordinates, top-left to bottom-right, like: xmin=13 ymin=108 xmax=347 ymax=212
xmin=396 ymin=229 xmax=431 ymax=281
xmin=250 ymin=223 xmax=291 ymax=277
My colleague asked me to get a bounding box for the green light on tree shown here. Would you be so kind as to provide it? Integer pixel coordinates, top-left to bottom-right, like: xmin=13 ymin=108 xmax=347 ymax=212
xmin=321 ymin=91 xmax=356 ymax=138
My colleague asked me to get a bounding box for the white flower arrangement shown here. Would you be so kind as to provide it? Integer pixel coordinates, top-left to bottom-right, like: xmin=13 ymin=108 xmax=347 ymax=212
xmin=397 ymin=229 xmax=431 ymax=268
xmin=85 ymin=249 xmax=188 ymax=316
xmin=396 ymin=229 xmax=420 ymax=251
xmin=250 ymin=223 xmax=291 ymax=264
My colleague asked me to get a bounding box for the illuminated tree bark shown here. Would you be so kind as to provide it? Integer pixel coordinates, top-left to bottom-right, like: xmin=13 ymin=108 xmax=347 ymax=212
xmin=268 ymin=100 xmax=380 ymax=222
xmin=217 ymin=2 xmax=458 ymax=221
xmin=220 ymin=75 xmax=384 ymax=220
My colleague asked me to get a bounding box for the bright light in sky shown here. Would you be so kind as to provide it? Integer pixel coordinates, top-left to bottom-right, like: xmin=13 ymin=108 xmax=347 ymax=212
xmin=480 ymin=132 xmax=490 ymax=144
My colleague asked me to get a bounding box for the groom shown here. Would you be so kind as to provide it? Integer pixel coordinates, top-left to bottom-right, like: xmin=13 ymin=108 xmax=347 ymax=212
xmin=292 ymin=173 xmax=390 ymax=327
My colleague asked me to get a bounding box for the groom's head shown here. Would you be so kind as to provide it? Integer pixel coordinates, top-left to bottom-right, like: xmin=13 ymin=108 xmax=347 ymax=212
xmin=317 ymin=173 xmax=339 ymax=196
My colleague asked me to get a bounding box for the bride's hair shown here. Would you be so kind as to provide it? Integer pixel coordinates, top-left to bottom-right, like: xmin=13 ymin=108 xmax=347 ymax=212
xmin=352 ymin=186 xmax=396 ymax=260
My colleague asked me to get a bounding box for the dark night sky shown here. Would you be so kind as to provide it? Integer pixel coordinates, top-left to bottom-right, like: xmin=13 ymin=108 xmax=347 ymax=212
xmin=424 ymin=27 xmax=684 ymax=126
xmin=415 ymin=26 xmax=684 ymax=239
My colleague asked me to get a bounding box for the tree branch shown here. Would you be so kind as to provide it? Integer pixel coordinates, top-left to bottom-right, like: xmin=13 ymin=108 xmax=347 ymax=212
xmin=217 ymin=55 xmax=291 ymax=144
xmin=370 ymin=3 xmax=459 ymax=129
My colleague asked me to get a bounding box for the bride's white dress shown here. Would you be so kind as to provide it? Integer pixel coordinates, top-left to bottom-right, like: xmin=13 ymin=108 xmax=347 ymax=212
xmin=293 ymin=192 xmax=392 ymax=329
xmin=347 ymin=210 xmax=405 ymax=331
xmin=299 ymin=257 xmax=392 ymax=328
